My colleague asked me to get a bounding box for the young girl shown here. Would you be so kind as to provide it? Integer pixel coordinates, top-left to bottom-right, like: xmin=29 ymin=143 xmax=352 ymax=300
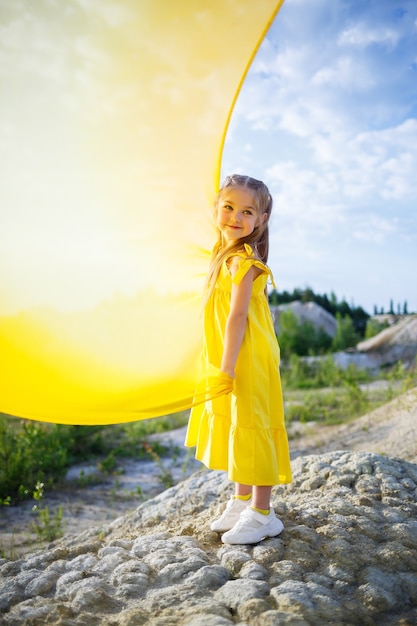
xmin=185 ymin=174 xmax=292 ymax=545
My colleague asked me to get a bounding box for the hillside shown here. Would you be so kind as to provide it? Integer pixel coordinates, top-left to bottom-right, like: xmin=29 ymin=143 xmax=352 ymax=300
xmin=357 ymin=314 xmax=417 ymax=364
xmin=272 ymin=300 xmax=417 ymax=370
xmin=270 ymin=301 xmax=337 ymax=337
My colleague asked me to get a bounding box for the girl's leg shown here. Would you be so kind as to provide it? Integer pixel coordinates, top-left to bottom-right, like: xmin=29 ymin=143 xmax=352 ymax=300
xmin=210 ymin=482 xmax=251 ymax=532
xmin=235 ymin=483 xmax=252 ymax=498
xmin=221 ymin=483 xmax=283 ymax=544
xmin=235 ymin=484 xmax=272 ymax=509
xmin=252 ymin=486 xmax=272 ymax=511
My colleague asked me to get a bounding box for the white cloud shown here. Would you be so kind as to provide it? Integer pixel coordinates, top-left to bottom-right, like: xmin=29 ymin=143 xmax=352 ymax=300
xmin=266 ymin=160 xmax=346 ymax=232
xmin=312 ymin=56 xmax=375 ymax=91
xmin=352 ymin=214 xmax=398 ymax=242
xmin=338 ymin=24 xmax=401 ymax=49
xmin=262 ymin=113 xmax=417 ymax=248
xmin=226 ymin=0 xmax=417 ymax=311
xmin=348 ymin=119 xmax=417 ymax=200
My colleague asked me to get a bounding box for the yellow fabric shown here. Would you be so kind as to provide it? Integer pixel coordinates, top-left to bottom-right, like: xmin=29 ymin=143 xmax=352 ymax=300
xmin=252 ymin=507 xmax=270 ymax=516
xmin=235 ymin=493 xmax=252 ymax=501
xmin=185 ymin=246 xmax=292 ymax=485
xmin=0 ymin=0 xmax=285 ymax=425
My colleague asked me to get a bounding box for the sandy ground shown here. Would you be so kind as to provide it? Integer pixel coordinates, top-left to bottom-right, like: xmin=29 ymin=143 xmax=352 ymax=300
xmin=1 ymin=387 xmax=416 ymax=559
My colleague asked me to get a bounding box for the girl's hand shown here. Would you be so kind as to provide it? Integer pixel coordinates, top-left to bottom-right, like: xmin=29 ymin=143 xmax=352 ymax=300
xmin=220 ymin=367 xmax=235 ymax=379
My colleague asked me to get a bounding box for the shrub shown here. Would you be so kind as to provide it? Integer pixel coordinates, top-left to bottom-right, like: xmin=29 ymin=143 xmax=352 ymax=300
xmin=281 ymin=355 xmax=370 ymax=390
xmin=331 ymin=313 xmax=360 ymax=351
xmin=365 ymin=318 xmax=389 ymax=339
xmin=277 ymin=310 xmax=332 ymax=359
xmin=0 ymin=417 xmax=69 ymax=504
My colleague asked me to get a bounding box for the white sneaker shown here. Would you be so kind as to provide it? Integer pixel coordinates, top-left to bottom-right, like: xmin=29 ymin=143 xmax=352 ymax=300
xmin=210 ymin=496 xmax=252 ymax=532
xmin=221 ymin=507 xmax=284 ymax=545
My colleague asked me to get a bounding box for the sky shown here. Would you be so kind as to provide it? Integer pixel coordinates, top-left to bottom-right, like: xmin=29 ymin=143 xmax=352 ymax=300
xmin=1 ymin=0 xmax=416 ymax=318
xmin=222 ymin=0 xmax=417 ymax=315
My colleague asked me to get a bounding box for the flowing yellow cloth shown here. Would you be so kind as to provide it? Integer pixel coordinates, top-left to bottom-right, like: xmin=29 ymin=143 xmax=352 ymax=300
xmin=0 ymin=0 xmax=284 ymax=425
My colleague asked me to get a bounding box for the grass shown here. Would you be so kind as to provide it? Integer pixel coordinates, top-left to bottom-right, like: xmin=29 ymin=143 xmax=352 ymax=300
xmin=283 ymin=361 xmax=416 ymax=427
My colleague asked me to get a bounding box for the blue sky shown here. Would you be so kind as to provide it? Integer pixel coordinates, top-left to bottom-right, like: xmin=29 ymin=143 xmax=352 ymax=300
xmin=222 ymin=0 xmax=417 ymax=315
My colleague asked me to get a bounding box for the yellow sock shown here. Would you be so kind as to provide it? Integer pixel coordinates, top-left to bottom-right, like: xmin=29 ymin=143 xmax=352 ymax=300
xmin=234 ymin=493 xmax=251 ymax=501
xmin=251 ymin=506 xmax=270 ymax=516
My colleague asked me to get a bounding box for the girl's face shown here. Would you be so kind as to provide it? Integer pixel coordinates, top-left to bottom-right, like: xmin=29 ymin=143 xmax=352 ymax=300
xmin=216 ymin=186 xmax=266 ymax=243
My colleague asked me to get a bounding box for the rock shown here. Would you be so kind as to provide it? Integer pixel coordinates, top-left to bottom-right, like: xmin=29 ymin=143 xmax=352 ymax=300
xmin=1 ymin=451 xmax=417 ymax=625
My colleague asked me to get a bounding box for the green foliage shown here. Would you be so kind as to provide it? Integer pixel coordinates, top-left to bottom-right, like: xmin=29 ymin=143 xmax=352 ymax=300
xmin=63 ymin=425 xmax=107 ymax=462
xmin=331 ymin=313 xmax=360 ymax=351
xmin=142 ymin=442 xmax=174 ymax=488
xmin=30 ymin=482 xmax=64 ymax=543
xmin=0 ymin=410 xmax=190 ymax=504
xmin=383 ymin=360 xmax=417 ymax=397
xmin=285 ymin=379 xmax=368 ymax=426
xmin=0 ymin=417 xmax=69 ymax=504
xmin=365 ymin=318 xmax=389 ymax=339
xmin=277 ymin=310 xmax=332 ymax=359
xmin=281 ymin=355 xmax=371 ymax=390
xmin=284 ymin=357 xmax=417 ymax=427
xmin=98 ymin=451 xmax=120 ymax=475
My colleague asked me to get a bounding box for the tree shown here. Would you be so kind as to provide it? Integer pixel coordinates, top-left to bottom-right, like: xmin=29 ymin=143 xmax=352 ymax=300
xmin=301 ymin=287 xmax=315 ymax=303
xmin=331 ymin=313 xmax=360 ymax=351
xmin=277 ymin=310 xmax=332 ymax=360
xmin=269 ymin=289 xmax=279 ymax=305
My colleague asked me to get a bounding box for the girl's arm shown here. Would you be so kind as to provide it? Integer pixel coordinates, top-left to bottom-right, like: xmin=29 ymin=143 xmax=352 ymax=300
xmin=220 ymin=259 xmax=260 ymax=378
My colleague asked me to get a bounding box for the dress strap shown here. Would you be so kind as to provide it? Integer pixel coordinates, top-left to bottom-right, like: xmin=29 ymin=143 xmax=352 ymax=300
xmin=228 ymin=244 xmax=271 ymax=286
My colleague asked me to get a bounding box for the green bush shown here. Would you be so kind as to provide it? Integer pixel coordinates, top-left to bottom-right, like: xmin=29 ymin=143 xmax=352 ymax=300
xmin=277 ymin=310 xmax=332 ymax=359
xmin=331 ymin=313 xmax=360 ymax=351
xmin=281 ymin=355 xmax=370 ymax=390
xmin=0 ymin=410 xmax=190 ymax=504
xmin=0 ymin=417 xmax=69 ymax=504
xmin=365 ymin=318 xmax=389 ymax=339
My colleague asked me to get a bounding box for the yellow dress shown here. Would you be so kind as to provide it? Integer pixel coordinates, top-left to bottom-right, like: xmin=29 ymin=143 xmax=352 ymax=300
xmin=185 ymin=245 xmax=292 ymax=485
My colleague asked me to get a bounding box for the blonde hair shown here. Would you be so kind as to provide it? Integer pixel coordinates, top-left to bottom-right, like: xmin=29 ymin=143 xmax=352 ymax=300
xmin=205 ymin=174 xmax=273 ymax=301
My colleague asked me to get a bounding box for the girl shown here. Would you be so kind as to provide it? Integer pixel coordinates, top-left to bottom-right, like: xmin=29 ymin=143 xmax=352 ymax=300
xmin=185 ymin=174 xmax=292 ymax=545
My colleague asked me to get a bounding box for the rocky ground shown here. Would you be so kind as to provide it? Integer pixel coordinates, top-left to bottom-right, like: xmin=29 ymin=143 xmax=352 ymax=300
xmin=0 ymin=388 xmax=416 ymax=624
